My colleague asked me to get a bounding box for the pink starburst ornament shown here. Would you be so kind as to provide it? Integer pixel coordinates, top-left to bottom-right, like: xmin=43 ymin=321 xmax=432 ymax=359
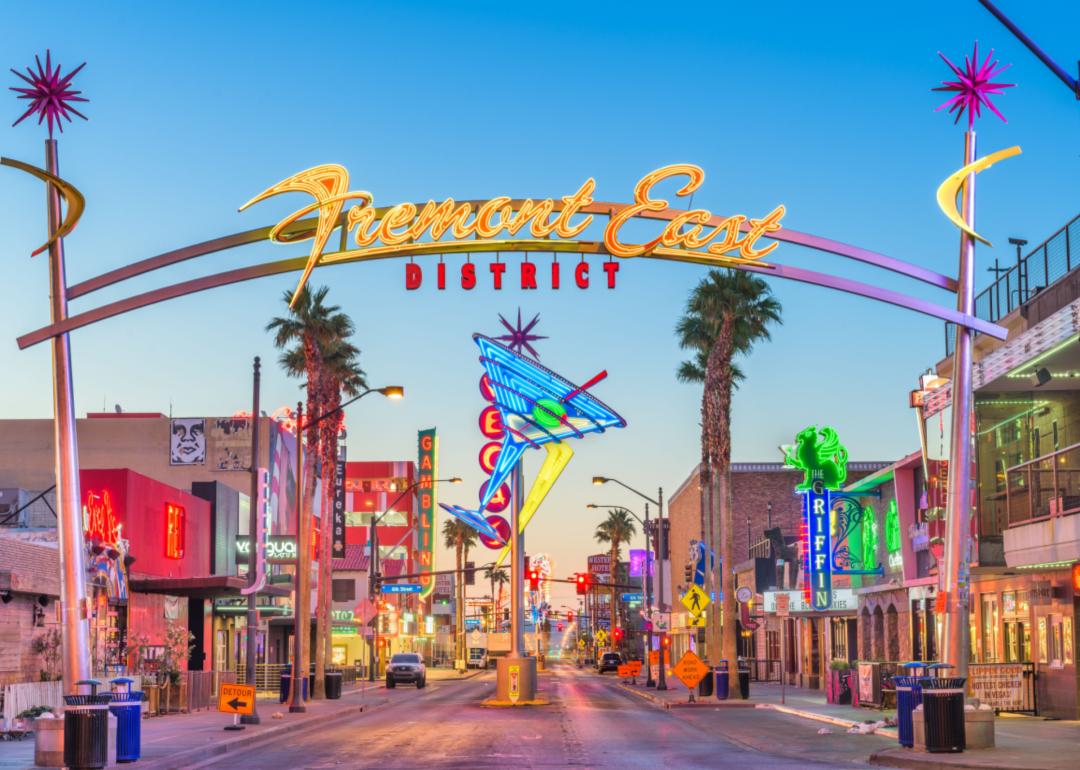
xmin=933 ymin=42 xmax=1014 ymax=130
xmin=9 ymin=50 xmax=88 ymax=139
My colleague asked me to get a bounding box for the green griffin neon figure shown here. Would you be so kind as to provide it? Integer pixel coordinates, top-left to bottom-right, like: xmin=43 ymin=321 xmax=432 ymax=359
xmin=786 ymin=425 xmax=849 ymax=491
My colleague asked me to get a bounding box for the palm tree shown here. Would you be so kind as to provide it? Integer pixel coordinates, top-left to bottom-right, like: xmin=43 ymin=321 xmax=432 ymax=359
xmin=483 ymin=567 xmax=509 ymax=630
xmin=676 ymin=348 xmax=744 ymax=661
xmin=442 ymin=519 xmax=477 ymax=668
xmin=267 ymin=285 xmax=354 ymax=702
xmin=675 ymin=268 xmax=781 ymax=697
xmin=594 ymin=508 xmax=636 ymax=653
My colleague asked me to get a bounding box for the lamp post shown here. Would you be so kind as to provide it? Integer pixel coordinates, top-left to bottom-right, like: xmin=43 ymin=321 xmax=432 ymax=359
xmin=588 ymin=503 xmax=655 ymax=687
xmin=289 ymin=386 xmax=404 ymax=710
xmin=366 ymin=477 xmax=461 ymax=682
xmin=593 ymin=478 xmax=667 ymax=690
xmin=242 ymin=357 xmax=262 ymax=724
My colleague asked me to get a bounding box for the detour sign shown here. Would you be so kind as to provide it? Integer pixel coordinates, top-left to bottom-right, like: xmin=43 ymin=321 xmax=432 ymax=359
xmin=218 ymin=683 xmax=256 ymax=715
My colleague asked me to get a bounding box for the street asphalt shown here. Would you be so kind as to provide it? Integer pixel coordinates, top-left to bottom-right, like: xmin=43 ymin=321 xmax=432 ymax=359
xmin=182 ymin=662 xmax=880 ymax=769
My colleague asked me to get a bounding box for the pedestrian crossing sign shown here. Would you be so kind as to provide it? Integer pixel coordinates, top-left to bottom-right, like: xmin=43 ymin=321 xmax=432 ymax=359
xmin=681 ymin=584 xmax=710 ymax=616
xmin=595 ymin=629 xmax=608 ymax=643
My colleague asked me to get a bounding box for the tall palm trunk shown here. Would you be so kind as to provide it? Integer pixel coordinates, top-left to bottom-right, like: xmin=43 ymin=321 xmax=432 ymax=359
xmin=462 ymin=542 xmax=472 ymax=664
xmin=455 ymin=537 xmax=464 ymax=667
xmin=709 ymin=319 xmax=740 ymax=697
xmin=610 ymin=538 xmax=619 ymax=652
xmin=314 ymin=382 xmax=338 ymax=699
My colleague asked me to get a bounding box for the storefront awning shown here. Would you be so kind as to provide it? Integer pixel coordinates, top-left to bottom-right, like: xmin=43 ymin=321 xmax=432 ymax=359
xmin=267 ymin=616 xmax=361 ymax=629
xmin=129 ymin=575 xmax=291 ymax=600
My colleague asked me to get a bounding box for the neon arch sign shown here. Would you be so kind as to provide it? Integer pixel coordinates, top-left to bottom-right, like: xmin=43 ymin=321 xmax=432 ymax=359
xmin=6 ymin=159 xmax=1009 ymax=348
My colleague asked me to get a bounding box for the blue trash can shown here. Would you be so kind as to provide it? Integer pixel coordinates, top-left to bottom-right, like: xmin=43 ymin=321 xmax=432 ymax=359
xmin=715 ymin=661 xmax=729 ymax=700
xmin=108 ymin=679 xmax=142 ymax=763
xmin=892 ymin=663 xmax=926 ymax=748
xmin=279 ymin=672 xmax=309 ymax=704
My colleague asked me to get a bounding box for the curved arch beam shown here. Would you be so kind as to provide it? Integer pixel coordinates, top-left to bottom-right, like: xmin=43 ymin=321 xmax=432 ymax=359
xmin=66 ymin=201 xmax=956 ymax=300
xmin=17 ymin=239 xmax=1004 ymax=350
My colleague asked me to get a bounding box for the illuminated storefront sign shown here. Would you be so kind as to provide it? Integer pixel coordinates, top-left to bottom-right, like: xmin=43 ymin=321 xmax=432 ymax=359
xmin=241 ymin=164 xmax=785 ymax=303
xmin=417 ymin=429 xmax=438 ymax=599
xmin=786 ymin=426 xmax=849 ymax=611
xmin=236 ymin=535 xmax=297 ymax=564
xmin=165 ymin=503 xmax=185 ymax=560
xmin=84 ymin=489 xmax=120 ymax=542
xmin=331 ymin=610 xmax=354 ymax=620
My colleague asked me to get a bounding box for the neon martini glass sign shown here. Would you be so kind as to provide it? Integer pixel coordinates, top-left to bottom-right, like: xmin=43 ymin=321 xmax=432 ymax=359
xmin=440 ymin=335 xmax=626 ymax=544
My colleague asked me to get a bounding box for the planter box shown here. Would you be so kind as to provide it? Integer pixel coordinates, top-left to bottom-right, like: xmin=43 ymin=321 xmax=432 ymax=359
xmin=826 ymin=670 xmax=853 ymax=705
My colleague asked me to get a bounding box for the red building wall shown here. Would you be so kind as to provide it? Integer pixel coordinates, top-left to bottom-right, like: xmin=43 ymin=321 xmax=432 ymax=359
xmin=80 ymin=468 xmax=211 ymax=579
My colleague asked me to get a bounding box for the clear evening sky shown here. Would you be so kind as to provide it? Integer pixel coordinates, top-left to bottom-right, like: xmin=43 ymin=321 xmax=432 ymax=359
xmin=2 ymin=1 xmax=1079 ymax=607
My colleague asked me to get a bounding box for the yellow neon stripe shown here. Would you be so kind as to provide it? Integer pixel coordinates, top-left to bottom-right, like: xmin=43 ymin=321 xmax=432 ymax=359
xmin=495 ymin=442 xmax=574 ymax=568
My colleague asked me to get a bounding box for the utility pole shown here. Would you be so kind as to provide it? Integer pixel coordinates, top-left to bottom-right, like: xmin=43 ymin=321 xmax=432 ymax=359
xmin=242 ymin=358 xmax=261 ymax=724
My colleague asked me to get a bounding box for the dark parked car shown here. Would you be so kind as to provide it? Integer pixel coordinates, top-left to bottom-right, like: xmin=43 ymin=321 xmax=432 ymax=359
xmin=386 ymin=653 xmax=426 ymax=689
xmin=597 ymin=652 xmax=625 ymax=674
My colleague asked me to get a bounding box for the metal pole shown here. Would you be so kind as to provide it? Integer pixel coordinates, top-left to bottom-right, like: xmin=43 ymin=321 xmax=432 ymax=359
xmin=242 ymin=358 xmax=261 ymax=724
xmin=290 ymin=402 xmax=306 ymax=712
xmin=45 ymin=139 xmax=90 ymax=694
xmin=781 ymin=618 xmax=786 ymax=705
xmin=656 ymin=487 xmax=668 ymax=690
xmin=942 ymin=130 xmax=977 ymax=683
xmin=368 ymin=515 xmax=380 ymax=681
xmin=510 ymin=460 xmax=524 ymax=657
xmin=644 ymin=503 xmax=656 ymax=687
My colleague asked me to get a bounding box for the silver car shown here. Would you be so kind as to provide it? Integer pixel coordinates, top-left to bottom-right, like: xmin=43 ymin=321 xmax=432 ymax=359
xmin=386 ymin=653 xmax=426 ymax=689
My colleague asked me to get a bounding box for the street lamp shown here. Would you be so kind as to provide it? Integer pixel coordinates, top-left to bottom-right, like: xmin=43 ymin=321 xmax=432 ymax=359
xmin=588 ymin=503 xmax=655 ymax=688
xmin=289 ymin=385 xmax=403 ymax=712
xmin=592 ymin=477 xmax=668 ymax=690
xmin=367 ymin=476 xmax=461 ymax=682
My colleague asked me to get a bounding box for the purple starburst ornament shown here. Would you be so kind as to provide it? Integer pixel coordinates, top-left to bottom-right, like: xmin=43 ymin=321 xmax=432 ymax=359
xmin=10 ymin=50 xmax=88 ymax=138
xmin=933 ymin=42 xmax=1014 ymax=130
xmin=495 ymin=309 xmax=547 ymax=358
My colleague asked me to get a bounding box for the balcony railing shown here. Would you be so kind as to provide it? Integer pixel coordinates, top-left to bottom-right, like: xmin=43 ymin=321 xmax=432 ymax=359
xmin=945 ymin=213 xmax=1080 ymax=356
xmin=1005 ymin=440 xmax=1080 ymax=526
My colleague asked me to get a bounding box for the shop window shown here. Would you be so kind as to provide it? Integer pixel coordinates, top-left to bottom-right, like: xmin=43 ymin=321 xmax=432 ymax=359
xmin=1050 ymin=615 xmax=1064 ymax=668
xmin=1064 ymin=618 xmax=1074 ymax=665
xmin=981 ymin=594 xmax=999 ymax=663
xmin=332 ymin=645 xmax=347 ymax=666
xmin=1002 ymin=591 xmax=1015 ymax=615
xmin=766 ymin=630 xmax=780 ymax=661
xmin=1038 ymin=617 xmax=1049 ymax=664
xmin=332 ymin=579 xmax=356 ymax=602
xmin=830 ymin=618 xmax=848 ymax=662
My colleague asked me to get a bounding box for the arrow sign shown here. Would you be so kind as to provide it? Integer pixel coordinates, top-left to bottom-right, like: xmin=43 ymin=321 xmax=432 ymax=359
xmin=218 ymin=683 xmax=256 ymax=715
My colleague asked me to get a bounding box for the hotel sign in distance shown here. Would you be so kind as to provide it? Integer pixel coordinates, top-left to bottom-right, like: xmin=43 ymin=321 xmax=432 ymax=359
xmin=417 ymin=429 xmax=438 ymax=599
xmin=241 ymin=164 xmax=786 ymax=304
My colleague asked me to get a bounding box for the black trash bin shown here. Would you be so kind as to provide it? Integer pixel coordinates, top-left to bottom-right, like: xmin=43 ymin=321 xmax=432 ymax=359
xmin=325 ymin=671 xmax=343 ymax=700
xmin=64 ymin=681 xmax=112 ymax=770
xmin=737 ymin=661 xmax=750 ymax=700
xmin=919 ymin=674 xmax=967 ymax=753
xmin=698 ymin=665 xmax=714 ymax=698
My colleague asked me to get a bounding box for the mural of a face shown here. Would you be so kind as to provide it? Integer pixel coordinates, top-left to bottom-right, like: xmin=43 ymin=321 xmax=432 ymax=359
xmin=170 ymin=418 xmax=206 ymax=465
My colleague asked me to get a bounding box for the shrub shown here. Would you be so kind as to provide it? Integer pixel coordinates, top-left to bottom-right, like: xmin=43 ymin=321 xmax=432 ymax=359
xmin=829 ymin=659 xmax=850 ymax=671
xmin=17 ymin=705 xmax=53 ymax=719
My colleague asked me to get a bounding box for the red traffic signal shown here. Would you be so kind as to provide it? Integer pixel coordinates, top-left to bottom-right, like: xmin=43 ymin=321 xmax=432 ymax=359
xmin=528 ymin=570 xmax=540 ymax=590
xmin=576 ymin=573 xmax=588 ymax=595
xmin=567 ymin=610 xmax=574 ymax=622
xmin=558 ymin=623 xmax=563 ymax=632
xmin=662 ymin=635 xmax=670 ymax=647
xmin=614 ymin=628 xmax=623 ymax=640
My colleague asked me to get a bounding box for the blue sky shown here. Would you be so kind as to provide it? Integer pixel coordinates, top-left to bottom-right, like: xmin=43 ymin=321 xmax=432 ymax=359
xmin=2 ymin=1 xmax=1079 ymax=599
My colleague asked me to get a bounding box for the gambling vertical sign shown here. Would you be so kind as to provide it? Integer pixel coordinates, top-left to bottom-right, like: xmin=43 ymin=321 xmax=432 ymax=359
xmin=418 ymin=429 xmax=439 ymax=598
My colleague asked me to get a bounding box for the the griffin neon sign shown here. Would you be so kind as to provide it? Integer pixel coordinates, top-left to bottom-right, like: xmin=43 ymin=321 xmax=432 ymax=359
xmin=241 ymin=164 xmax=785 ymax=305
xmin=787 ymin=426 xmax=849 ymax=611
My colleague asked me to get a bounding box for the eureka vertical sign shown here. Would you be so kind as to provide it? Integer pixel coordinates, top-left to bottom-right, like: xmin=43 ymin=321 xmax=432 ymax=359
xmin=417 ymin=429 xmax=439 ymax=599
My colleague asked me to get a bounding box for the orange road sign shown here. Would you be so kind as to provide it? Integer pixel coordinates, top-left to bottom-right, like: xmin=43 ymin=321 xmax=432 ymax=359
xmin=648 ymin=650 xmax=670 ymax=666
xmin=628 ymin=661 xmax=642 ymax=675
xmin=618 ymin=665 xmax=632 ymax=677
xmin=218 ymin=683 xmax=256 ymax=715
xmin=670 ymin=650 xmax=709 ymax=690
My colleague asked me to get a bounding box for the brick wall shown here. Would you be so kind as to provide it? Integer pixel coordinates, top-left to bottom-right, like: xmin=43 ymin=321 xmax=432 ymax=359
xmin=0 ymin=539 xmax=62 ymax=685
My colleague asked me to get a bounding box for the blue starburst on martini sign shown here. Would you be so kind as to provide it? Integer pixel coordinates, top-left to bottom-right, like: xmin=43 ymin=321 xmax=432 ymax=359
xmin=496 ymin=309 xmax=547 ymax=358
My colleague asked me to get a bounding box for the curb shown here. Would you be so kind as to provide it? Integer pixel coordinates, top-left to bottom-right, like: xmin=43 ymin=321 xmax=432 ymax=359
xmin=616 ymin=683 xmax=898 ymax=738
xmin=869 ymin=749 xmax=1033 ymax=770
xmin=105 ymin=697 xmax=391 ymax=770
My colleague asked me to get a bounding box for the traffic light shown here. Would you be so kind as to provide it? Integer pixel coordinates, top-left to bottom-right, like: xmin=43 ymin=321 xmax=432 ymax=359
xmin=576 ymin=574 xmax=587 ymax=595
xmin=558 ymin=623 xmax=563 ymax=632
xmin=567 ymin=610 xmax=574 ymax=622
xmin=529 ymin=569 xmax=540 ymax=591
xmin=662 ymin=635 xmax=670 ymax=647
xmin=614 ymin=628 xmax=623 ymax=641
xmin=378 ymin=637 xmax=386 ymax=649
xmin=685 ymin=562 xmax=694 ymax=584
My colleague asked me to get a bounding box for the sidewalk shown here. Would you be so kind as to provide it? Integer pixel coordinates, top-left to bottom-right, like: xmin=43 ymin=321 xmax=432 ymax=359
xmin=613 ymin=679 xmax=1080 ymax=770
xmin=0 ymin=687 xmax=391 ymax=770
